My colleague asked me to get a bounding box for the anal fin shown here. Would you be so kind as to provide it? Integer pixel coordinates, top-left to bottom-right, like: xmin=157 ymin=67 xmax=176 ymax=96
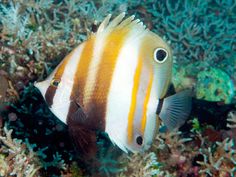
xmin=68 ymin=120 xmax=97 ymax=159
xmin=67 ymin=100 xmax=97 ymax=158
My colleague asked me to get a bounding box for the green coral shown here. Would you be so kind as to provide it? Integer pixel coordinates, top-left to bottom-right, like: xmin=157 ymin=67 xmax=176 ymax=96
xmin=196 ymin=67 xmax=234 ymax=103
xmin=191 ymin=118 xmax=202 ymax=133
xmin=173 ymin=62 xmax=235 ymax=103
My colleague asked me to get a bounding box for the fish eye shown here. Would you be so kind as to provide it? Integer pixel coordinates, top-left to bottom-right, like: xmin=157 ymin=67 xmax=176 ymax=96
xmin=153 ymin=48 xmax=168 ymax=63
xmin=136 ymin=135 xmax=143 ymax=146
xmin=51 ymin=79 xmax=60 ymax=87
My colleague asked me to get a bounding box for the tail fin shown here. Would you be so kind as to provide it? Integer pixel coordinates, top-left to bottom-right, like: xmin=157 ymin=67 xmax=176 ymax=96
xmin=159 ymin=90 xmax=192 ymax=131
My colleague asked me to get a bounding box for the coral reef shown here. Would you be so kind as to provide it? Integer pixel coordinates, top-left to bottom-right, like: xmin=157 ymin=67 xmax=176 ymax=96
xmin=145 ymin=0 xmax=236 ymax=71
xmin=140 ymin=0 xmax=236 ymax=102
xmin=0 ymin=126 xmax=41 ymax=176
xmin=0 ymin=0 xmax=131 ymax=104
xmin=117 ymin=152 xmax=161 ymax=177
xmin=173 ymin=64 xmax=235 ymax=103
xmin=117 ymin=121 xmax=236 ymax=177
xmin=0 ymin=84 xmax=84 ymax=176
xmin=0 ymin=0 xmax=235 ymax=176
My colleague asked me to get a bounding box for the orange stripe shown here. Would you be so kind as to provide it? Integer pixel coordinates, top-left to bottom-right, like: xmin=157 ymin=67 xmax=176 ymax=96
xmin=140 ymin=72 xmax=153 ymax=133
xmin=54 ymin=50 xmax=74 ymax=79
xmin=70 ymin=36 xmax=95 ymax=105
xmin=127 ymin=58 xmax=143 ymax=143
xmin=89 ymin=27 xmax=131 ymax=130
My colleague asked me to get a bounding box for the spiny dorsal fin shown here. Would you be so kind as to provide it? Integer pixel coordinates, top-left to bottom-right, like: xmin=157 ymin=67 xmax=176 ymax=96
xmin=97 ymin=14 xmax=112 ymax=33
xmin=96 ymin=13 xmax=147 ymax=35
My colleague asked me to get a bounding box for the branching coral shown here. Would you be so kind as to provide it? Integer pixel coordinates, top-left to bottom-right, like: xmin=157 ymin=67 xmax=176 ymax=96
xmin=152 ymin=131 xmax=197 ymax=176
xmin=0 ymin=83 xmax=84 ymax=176
xmin=0 ymin=125 xmax=72 ymax=177
xmin=198 ymin=138 xmax=236 ymax=176
xmin=117 ymin=131 xmax=196 ymax=177
xmin=117 ymin=121 xmax=236 ymax=177
xmin=145 ymin=0 xmax=236 ymax=67
xmin=117 ymin=152 xmax=162 ymax=177
xmin=0 ymin=0 xmax=136 ymax=101
xmin=1 ymin=0 xmax=235 ymax=100
xmin=0 ymin=126 xmax=41 ymax=177
xmin=134 ymin=0 xmax=236 ymax=101
xmin=0 ymin=2 xmax=31 ymax=39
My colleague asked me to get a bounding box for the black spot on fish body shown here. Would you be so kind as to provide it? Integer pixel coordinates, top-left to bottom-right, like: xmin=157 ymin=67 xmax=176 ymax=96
xmin=136 ymin=135 xmax=143 ymax=146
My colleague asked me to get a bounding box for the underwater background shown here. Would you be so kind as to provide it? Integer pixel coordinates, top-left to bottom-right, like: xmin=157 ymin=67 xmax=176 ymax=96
xmin=0 ymin=0 xmax=235 ymax=176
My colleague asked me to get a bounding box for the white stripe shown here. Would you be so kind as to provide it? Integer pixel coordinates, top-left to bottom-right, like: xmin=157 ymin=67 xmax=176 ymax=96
xmin=105 ymin=44 xmax=138 ymax=152
xmin=50 ymin=44 xmax=85 ymax=124
xmin=143 ymin=81 xmax=158 ymax=150
xmin=105 ymin=30 xmax=146 ymax=152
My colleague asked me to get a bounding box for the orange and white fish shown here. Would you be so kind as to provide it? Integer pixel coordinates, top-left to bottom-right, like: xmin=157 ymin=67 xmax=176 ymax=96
xmin=35 ymin=13 xmax=191 ymax=153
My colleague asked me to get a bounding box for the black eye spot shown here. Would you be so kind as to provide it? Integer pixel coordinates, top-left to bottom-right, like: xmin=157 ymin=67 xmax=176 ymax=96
xmin=154 ymin=48 xmax=168 ymax=63
xmin=51 ymin=79 xmax=60 ymax=87
xmin=136 ymin=136 xmax=143 ymax=146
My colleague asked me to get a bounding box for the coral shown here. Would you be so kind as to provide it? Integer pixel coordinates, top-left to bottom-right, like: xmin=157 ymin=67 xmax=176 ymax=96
xmin=196 ymin=67 xmax=234 ymax=104
xmin=225 ymin=110 xmax=236 ymax=144
xmin=96 ymin=143 xmax=125 ymax=176
xmin=117 ymin=119 xmax=236 ymax=177
xmin=0 ymin=2 xmax=31 ymax=39
xmin=0 ymin=84 xmax=82 ymax=176
xmin=152 ymin=131 xmax=197 ymax=176
xmin=173 ymin=63 xmax=235 ymax=103
xmin=0 ymin=0 xmax=121 ymax=101
xmin=0 ymin=0 xmax=236 ymax=176
xmin=137 ymin=0 xmax=236 ymax=102
xmin=117 ymin=131 xmax=196 ymax=177
xmin=117 ymin=152 xmax=161 ymax=177
xmin=0 ymin=126 xmax=41 ymax=177
xmin=145 ymin=0 xmax=236 ymax=68
xmin=227 ymin=110 xmax=236 ymax=129
xmin=172 ymin=64 xmax=196 ymax=92
xmin=0 ymin=124 xmax=72 ymax=177
xmin=198 ymin=138 xmax=236 ymax=176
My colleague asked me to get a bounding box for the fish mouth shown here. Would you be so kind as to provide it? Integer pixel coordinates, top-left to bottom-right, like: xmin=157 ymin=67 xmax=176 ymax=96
xmin=34 ymin=80 xmax=48 ymax=97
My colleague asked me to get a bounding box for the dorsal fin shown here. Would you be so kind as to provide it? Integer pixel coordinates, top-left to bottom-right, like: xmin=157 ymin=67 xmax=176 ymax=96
xmin=97 ymin=14 xmax=112 ymax=33
xmin=96 ymin=13 xmax=147 ymax=36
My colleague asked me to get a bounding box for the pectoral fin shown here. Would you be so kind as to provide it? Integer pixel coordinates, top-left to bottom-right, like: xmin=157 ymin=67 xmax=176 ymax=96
xmin=158 ymin=90 xmax=192 ymax=131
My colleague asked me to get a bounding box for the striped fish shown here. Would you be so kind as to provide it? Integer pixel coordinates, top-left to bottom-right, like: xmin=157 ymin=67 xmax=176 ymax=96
xmin=35 ymin=13 xmax=191 ymax=153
